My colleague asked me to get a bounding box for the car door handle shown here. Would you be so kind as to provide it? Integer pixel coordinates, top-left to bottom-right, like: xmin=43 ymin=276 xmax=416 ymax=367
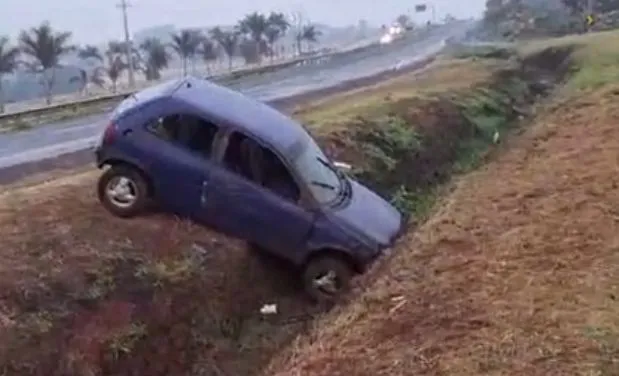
xmin=200 ymin=180 xmax=208 ymax=205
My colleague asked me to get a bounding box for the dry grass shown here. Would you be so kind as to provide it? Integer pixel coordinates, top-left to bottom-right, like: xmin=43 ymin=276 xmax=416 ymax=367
xmin=0 ymin=168 xmax=314 ymax=374
xmin=295 ymin=58 xmax=500 ymax=130
xmin=0 ymin=166 xmax=94 ymax=194
xmin=266 ymin=33 xmax=619 ymax=376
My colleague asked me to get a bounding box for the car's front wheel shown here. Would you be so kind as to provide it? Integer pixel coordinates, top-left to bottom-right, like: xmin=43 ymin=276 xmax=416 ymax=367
xmin=97 ymin=165 xmax=149 ymax=218
xmin=302 ymin=255 xmax=354 ymax=304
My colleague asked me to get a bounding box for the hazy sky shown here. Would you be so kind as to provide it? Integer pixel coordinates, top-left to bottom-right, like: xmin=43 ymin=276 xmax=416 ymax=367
xmin=1 ymin=0 xmax=485 ymax=44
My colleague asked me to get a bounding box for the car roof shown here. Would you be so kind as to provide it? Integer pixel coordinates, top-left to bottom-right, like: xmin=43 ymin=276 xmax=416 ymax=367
xmin=155 ymin=76 xmax=310 ymax=153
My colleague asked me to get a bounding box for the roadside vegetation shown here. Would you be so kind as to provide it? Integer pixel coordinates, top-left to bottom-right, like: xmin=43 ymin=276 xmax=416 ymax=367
xmin=478 ymin=0 xmax=619 ymax=40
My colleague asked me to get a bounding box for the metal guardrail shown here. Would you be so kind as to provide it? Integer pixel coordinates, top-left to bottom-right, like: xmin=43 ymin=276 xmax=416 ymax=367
xmin=0 ymin=42 xmax=379 ymax=124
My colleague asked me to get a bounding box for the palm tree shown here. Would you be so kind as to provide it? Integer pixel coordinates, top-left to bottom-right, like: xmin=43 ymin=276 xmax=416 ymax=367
xmin=0 ymin=36 xmax=19 ymax=113
xmin=210 ymin=27 xmax=238 ymax=71
xmin=170 ymin=29 xmax=202 ymax=76
xmin=237 ymin=12 xmax=269 ymax=63
xmin=107 ymin=40 xmax=125 ymax=55
xmin=104 ymin=51 xmax=126 ymax=93
xmin=264 ymin=27 xmax=280 ymax=61
xmin=268 ymin=12 xmax=290 ymax=33
xmin=103 ymin=41 xmax=129 ymax=93
xmin=106 ymin=40 xmax=141 ymax=71
xmin=198 ymin=38 xmax=218 ymax=76
xmin=298 ymin=24 xmax=321 ymax=54
xmin=70 ymin=67 xmax=105 ymax=96
xmin=265 ymin=12 xmax=289 ymax=61
xmin=188 ymin=29 xmax=204 ymax=74
xmin=294 ymin=29 xmax=303 ymax=56
xmin=88 ymin=67 xmax=105 ymax=88
xmin=74 ymin=45 xmax=103 ymax=95
xmin=19 ymin=22 xmax=75 ymax=105
xmin=78 ymin=45 xmax=103 ymax=63
xmin=239 ymin=37 xmax=261 ymax=64
xmin=139 ymin=37 xmax=170 ymax=81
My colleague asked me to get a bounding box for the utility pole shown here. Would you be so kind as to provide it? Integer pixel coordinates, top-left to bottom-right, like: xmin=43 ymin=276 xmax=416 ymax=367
xmin=117 ymin=0 xmax=135 ymax=88
xmin=289 ymin=7 xmax=305 ymax=57
xmin=586 ymin=0 xmax=595 ymax=32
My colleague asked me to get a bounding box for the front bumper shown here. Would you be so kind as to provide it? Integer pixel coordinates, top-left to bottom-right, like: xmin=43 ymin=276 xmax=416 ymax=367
xmin=389 ymin=214 xmax=408 ymax=247
xmin=358 ymin=214 xmax=408 ymax=271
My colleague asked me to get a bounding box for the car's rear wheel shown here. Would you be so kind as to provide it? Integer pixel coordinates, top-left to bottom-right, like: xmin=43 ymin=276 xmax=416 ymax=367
xmin=302 ymin=255 xmax=354 ymax=303
xmin=97 ymin=165 xmax=149 ymax=218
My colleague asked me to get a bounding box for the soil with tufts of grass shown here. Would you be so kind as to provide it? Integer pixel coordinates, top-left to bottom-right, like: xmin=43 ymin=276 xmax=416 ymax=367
xmin=0 ymin=42 xmax=563 ymax=375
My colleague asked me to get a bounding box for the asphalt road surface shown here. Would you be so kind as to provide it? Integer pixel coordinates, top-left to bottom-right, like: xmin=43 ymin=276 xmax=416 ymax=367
xmin=0 ymin=22 xmax=473 ymax=183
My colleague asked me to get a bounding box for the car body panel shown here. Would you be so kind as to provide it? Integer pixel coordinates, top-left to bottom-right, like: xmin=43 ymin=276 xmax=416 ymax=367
xmin=202 ymin=165 xmax=314 ymax=257
xmin=96 ymin=76 xmax=405 ymax=270
xmin=330 ymin=179 xmax=403 ymax=248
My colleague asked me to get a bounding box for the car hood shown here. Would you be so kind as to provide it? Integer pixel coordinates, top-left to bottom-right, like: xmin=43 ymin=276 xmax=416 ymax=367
xmin=331 ymin=179 xmax=403 ymax=248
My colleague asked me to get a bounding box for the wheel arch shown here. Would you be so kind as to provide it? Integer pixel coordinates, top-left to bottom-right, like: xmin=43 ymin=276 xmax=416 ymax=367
xmin=303 ymin=247 xmax=363 ymax=274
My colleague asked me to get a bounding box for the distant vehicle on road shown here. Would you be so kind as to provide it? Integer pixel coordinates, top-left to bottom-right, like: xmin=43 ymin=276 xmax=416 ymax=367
xmin=94 ymin=77 xmax=403 ymax=302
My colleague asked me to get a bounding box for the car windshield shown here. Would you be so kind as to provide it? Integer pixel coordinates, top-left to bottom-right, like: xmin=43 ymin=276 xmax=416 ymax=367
xmin=292 ymin=138 xmax=343 ymax=205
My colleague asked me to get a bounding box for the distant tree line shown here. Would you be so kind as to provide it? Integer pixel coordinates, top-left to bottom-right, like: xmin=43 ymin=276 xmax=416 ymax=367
xmin=481 ymin=0 xmax=619 ymax=39
xmin=0 ymin=12 xmax=322 ymax=112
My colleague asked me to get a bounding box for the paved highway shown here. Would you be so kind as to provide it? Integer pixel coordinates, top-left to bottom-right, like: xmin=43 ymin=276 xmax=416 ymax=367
xmin=0 ymin=22 xmax=471 ymax=172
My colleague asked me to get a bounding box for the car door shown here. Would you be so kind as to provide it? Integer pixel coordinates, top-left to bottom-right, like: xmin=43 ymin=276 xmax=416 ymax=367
xmin=140 ymin=110 xmax=222 ymax=220
xmin=202 ymin=131 xmax=314 ymax=257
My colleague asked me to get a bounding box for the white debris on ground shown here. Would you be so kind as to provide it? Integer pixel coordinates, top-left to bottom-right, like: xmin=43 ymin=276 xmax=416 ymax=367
xmin=493 ymin=130 xmax=500 ymax=144
xmin=260 ymin=304 xmax=278 ymax=315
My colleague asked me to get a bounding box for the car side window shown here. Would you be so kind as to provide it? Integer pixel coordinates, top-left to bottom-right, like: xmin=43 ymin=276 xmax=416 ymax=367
xmin=146 ymin=113 xmax=219 ymax=158
xmin=223 ymin=131 xmax=301 ymax=203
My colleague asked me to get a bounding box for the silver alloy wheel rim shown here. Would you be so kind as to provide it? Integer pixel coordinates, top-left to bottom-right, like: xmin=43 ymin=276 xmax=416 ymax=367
xmin=105 ymin=176 xmax=138 ymax=208
xmin=313 ymin=270 xmax=339 ymax=295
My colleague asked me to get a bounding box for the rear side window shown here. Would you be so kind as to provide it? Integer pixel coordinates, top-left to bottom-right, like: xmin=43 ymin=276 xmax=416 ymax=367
xmin=146 ymin=114 xmax=220 ymax=158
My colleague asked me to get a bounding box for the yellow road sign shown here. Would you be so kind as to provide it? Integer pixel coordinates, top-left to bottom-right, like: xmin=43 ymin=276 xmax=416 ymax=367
xmin=586 ymin=14 xmax=595 ymax=26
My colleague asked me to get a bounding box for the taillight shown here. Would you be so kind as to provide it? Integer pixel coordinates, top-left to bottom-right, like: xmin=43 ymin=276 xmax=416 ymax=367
xmin=102 ymin=122 xmax=117 ymax=144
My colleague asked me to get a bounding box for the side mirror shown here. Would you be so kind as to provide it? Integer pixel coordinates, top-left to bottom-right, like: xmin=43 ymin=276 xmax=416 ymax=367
xmin=333 ymin=161 xmax=352 ymax=172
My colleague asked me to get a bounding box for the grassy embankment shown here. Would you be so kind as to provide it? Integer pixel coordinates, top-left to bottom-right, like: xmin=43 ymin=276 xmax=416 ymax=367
xmin=268 ymin=30 xmax=619 ymax=376
xmin=0 ymin=38 xmax=561 ymax=375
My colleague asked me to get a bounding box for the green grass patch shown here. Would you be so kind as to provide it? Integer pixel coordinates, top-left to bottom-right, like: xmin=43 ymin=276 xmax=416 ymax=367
xmin=345 ymin=73 xmax=532 ymax=219
xmin=569 ymin=52 xmax=619 ymax=90
xmin=450 ymin=45 xmax=517 ymax=60
xmin=517 ymin=30 xmax=619 ymax=91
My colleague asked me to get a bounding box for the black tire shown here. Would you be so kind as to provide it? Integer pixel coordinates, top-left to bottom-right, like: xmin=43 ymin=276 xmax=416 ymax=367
xmin=302 ymin=255 xmax=354 ymax=304
xmin=97 ymin=165 xmax=150 ymax=218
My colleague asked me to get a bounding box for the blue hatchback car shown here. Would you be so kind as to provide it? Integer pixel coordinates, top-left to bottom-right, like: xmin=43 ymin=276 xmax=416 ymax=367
xmin=95 ymin=77 xmax=404 ymax=302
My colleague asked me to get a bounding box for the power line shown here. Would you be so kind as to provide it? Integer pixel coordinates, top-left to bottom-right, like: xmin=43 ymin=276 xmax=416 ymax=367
xmin=116 ymin=0 xmax=135 ymax=88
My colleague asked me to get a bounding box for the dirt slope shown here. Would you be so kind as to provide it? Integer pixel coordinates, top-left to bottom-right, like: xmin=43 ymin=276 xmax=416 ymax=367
xmin=267 ymin=85 xmax=619 ymax=374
